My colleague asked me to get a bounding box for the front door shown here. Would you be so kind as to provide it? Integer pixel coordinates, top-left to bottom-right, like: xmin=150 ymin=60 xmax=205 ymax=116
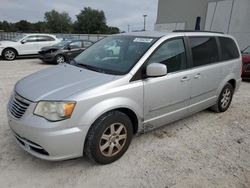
xmin=67 ymin=41 xmax=83 ymax=59
xmin=143 ymin=38 xmax=191 ymax=130
xmin=18 ymin=36 xmax=39 ymax=55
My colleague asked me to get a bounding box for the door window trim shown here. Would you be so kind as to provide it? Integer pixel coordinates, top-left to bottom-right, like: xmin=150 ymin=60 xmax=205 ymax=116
xmin=130 ymin=36 xmax=190 ymax=82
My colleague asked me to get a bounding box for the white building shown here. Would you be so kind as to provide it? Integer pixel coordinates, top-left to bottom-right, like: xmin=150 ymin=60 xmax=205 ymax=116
xmin=155 ymin=0 xmax=250 ymax=49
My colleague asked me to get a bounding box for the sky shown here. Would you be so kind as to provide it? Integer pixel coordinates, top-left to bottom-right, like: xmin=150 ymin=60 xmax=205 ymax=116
xmin=0 ymin=0 xmax=159 ymax=32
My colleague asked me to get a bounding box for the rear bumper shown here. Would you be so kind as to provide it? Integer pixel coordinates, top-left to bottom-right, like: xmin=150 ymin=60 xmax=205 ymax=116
xmin=242 ymin=71 xmax=250 ymax=80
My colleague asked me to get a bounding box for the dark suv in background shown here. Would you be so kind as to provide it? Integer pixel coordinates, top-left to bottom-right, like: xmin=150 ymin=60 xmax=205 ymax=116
xmin=39 ymin=40 xmax=93 ymax=64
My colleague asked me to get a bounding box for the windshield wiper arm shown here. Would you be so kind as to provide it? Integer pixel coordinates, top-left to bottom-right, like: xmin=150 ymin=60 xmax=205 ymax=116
xmin=76 ymin=63 xmax=105 ymax=73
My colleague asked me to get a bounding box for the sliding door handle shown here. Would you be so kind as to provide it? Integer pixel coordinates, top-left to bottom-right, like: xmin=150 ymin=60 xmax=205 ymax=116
xmin=181 ymin=76 xmax=190 ymax=82
xmin=194 ymin=73 xmax=201 ymax=79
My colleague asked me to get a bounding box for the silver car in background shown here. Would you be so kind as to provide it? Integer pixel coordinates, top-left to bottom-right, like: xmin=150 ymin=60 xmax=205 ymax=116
xmin=7 ymin=31 xmax=241 ymax=164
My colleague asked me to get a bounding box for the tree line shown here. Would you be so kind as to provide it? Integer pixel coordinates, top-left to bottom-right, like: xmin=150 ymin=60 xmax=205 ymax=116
xmin=0 ymin=7 xmax=120 ymax=34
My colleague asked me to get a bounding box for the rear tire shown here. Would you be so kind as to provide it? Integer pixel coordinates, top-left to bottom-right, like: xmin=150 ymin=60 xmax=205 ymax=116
xmin=211 ymin=83 xmax=234 ymax=113
xmin=84 ymin=111 xmax=133 ymax=164
xmin=3 ymin=48 xmax=17 ymax=61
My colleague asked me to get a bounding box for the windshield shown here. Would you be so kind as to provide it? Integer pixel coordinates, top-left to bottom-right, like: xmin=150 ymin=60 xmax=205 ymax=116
xmin=12 ymin=34 xmax=27 ymax=42
xmin=74 ymin=35 xmax=158 ymax=75
xmin=243 ymin=46 xmax=250 ymax=54
xmin=53 ymin=40 xmax=71 ymax=47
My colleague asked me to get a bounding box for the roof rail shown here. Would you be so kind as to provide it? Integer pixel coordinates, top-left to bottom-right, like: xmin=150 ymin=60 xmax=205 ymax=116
xmin=173 ymin=30 xmax=224 ymax=34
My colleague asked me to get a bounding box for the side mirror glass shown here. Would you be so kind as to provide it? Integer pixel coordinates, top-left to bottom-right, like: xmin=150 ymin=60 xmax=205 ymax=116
xmin=146 ymin=63 xmax=167 ymax=77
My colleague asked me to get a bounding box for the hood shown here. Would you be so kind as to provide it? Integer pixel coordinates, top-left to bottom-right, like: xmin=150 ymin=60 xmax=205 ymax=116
xmin=15 ymin=64 xmax=116 ymax=101
xmin=0 ymin=40 xmax=18 ymax=46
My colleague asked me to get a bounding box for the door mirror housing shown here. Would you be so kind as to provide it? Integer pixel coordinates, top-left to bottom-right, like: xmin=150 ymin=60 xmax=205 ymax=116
xmin=21 ymin=40 xmax=26 ymax=44
xmin=146 ymin=63 xmax=167 ymax=77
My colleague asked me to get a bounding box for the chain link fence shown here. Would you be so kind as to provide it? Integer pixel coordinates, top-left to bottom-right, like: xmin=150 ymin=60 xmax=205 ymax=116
xmin=0 ymin=32 xmax=110 ymax=41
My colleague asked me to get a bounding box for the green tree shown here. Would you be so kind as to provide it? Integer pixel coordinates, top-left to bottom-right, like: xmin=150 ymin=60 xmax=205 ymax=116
xmin=1 ymin=21 xmax=12 ymax=31
xmin=44 ymin=9 xmax=72 ymax=33
xmin=74 ymin=7 xmax=107 ymax=34
xmin=14 ymin=20 xmax=31 ymax=32
xmin=106 ymin=26 xmax=120 ymax=34
xmin=31 ymin=21 xmax=47 ymax=33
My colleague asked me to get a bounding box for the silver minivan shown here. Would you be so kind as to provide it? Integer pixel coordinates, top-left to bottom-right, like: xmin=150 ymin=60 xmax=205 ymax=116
xmin=7 ymin=31 xmax=241 ymax=164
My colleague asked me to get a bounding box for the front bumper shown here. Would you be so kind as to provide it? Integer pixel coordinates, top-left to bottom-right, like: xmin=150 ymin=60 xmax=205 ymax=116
xmin=7 ymin=106 xmax=87 ymax=161
xmin=38 ymin=53 xmax=56 ymax=63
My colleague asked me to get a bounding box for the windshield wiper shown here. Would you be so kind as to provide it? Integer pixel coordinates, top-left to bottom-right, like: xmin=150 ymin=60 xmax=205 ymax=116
xmin=76 ymin=63 xmax=105 ymax=73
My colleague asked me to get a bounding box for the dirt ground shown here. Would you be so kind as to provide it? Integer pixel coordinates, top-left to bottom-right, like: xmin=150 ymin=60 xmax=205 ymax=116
xmin=0 ymin=58 xmax=250 ymax=188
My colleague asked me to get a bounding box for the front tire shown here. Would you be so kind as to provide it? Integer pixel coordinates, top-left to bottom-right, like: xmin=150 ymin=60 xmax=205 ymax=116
xmin=211 ymin=83 xmax=234 ymax=113
xmin=84 ymin=111 xmax=133 ymax=164
xmin=55 ymin=55 xmax=65 ymax=64
xmin=3 ymin=48 xmax=17 ymax=61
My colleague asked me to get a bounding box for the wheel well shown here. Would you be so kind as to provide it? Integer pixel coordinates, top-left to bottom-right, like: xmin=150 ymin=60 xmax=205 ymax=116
xmin=115 ymin=108 xmax=139 ymax=134
xmin=2 ymin=47 xmax=18 ymax=56
xmin=228 ymin=79 xmax=236 ymax=90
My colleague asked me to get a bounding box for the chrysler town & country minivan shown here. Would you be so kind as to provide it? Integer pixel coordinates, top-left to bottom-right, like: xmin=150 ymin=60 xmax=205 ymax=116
xmin=7 ymin=31 xmax=241 ymax=164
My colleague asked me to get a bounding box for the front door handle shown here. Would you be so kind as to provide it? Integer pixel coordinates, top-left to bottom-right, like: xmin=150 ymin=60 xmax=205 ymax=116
xmin=194 ymin=73 xmax=201 ymax=79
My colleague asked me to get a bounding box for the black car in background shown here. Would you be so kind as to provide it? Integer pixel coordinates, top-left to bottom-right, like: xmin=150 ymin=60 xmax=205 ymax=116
xmin=38 ymin=40 xmax=93 ymax=64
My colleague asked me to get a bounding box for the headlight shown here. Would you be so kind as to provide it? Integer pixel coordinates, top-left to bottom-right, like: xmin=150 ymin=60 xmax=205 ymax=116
xmin=34 ymin=101 xmax=76 ymax=121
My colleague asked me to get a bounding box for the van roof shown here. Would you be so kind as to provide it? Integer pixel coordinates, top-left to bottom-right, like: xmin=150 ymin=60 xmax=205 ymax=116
xmin=118 ymin=30 xmax=226 ymax=38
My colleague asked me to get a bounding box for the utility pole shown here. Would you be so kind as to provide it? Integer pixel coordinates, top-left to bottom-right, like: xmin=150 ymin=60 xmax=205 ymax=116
xmin=143 ymin=15 xmax=147 ymax=31
xmin=128 ymin=24 xmax=130 ymax=33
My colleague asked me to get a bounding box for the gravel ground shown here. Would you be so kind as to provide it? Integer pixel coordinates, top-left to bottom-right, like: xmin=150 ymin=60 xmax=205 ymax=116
xmin=0 ymin=58 xmax=250 ymax=188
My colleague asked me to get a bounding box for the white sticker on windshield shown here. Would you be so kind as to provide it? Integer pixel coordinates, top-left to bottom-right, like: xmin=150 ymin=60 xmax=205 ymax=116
xmin=133 ymin=38 xmax=153 ymax=43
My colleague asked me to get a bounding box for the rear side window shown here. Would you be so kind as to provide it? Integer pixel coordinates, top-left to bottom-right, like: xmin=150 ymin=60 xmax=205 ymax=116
xmin=219 ymin=37 xmax=239 ymax=61
xmin=189 ymin=37 xmax=219 ymax=67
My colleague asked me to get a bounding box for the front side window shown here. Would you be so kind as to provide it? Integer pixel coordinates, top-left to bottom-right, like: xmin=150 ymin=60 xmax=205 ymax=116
xmin=147 ymin=38 xmax=187 ymax=73
xmin=75 ymin=36 xmax=158 ymax=75
xmin=23 ymin=36 xmax=37 ymax=42
xmin=83 ymin=41 xmax=93 ymax=48
xmin=69 ymin=41 xmax=82 ymax=49
xmin=36 ymin=35 xmax=55 ymax=42
xmin=189 ymin=37 xmax=219 ymax=67
xmin=219 ymin=37 xmax=240 ymax=60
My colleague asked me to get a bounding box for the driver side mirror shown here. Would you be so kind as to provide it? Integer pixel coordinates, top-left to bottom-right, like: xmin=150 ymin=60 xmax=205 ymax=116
xmin=67 ymin=46 xmax=71 ymax=50
xmin=146 ymin=63 xmax=167 ymax=77
xmin=21 ymin=40 xmax=26 ymax=44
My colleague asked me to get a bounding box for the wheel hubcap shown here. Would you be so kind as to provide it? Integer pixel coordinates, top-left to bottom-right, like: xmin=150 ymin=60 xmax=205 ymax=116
xmin=5 ymin=50 xmax=15 ymax=60
xmin=221 ymin=88 xmax=231 ymax=108
xmin=57 ymin=56 xmax=64 ymax=63
xmin=99 ymin=123 xmax=127 ymax=157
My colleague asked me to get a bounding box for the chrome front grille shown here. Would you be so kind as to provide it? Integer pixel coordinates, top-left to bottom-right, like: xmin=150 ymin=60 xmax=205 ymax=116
xmin=9 ymin=93 xmax=30 ymax=119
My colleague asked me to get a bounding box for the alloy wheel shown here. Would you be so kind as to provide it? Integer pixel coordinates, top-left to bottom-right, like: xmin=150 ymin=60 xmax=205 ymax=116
xmin=221 ymin=88 xmax=231 ymax=109
xmin=99 ymin=123 xmax=127 ymax=157
xmin=56 ymin=55 xmax=65 ymax=64
xmin=4 ymin=50 xmax=16 ymax=60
